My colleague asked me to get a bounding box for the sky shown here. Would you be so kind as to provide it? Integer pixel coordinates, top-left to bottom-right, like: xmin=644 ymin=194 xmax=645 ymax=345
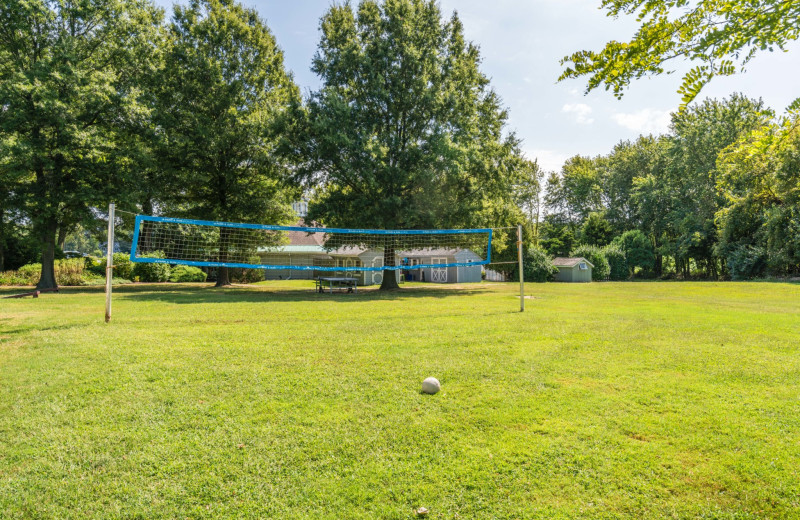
xmin=155 ymin=0 xmax=800 ymax=172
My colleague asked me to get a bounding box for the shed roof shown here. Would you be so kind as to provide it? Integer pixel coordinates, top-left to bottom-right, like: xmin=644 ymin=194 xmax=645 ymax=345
xmin=552 ymin=257 xmax=594 ymax=268
xmin=286 ymin=223 xmax=325 ymax=247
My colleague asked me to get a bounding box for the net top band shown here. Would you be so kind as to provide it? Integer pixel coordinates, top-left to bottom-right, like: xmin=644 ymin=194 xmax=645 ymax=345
xmin=134 ymin=215 xmax=491 ymax=235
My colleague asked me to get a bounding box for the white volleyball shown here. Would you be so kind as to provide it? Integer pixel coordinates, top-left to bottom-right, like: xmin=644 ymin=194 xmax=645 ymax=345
xmin=421 ymin=377 xmax=441 ymax=394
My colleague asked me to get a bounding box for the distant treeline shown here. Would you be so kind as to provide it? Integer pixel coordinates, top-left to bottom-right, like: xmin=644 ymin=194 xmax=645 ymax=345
xmin=538 ymin=94 xmax=800 ymax=280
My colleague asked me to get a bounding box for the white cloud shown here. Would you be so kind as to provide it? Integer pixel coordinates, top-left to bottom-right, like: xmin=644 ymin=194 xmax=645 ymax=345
xmin=524 ymin=148 xmax=570 ymax=172
xmin=612 ymin=108 xmax=672 ymax=134
xmin=562 ymin=103 xmax=594 ymax=125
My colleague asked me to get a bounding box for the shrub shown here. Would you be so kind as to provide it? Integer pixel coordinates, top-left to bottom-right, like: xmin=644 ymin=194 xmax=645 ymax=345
xmin=169 ymin=265 xmax=207 ymax=283
xmin=512 ymin=246 xmax=557 ymax=283
xmin=727 ymin=245 xmax=767 ymax=280
xmin=94 ymin=253 xmax=134 ymax=280
xmin=571 ymin=244 xmax=610 ymax=281
xmin=603 ymin=244 xmax=628 ymax=281
xmin=229 ymin=267 xmax=264 ymax=284
xmin=614 ymin=230 xmax=655 ymax=275
xmin=17 ymin=263 xmax=41 ymax=285
xmin=113 ymin=253 xmax=134 ymax=280
xmin=0 ymin=271 xmax=31 ymax=286
xmin=54 ymin=258 xmax=86 ymax=286
xmin=132 ymin=252 xmax=171 ymax=282
xmin=10 ymin=258 xmax=88 ymax=286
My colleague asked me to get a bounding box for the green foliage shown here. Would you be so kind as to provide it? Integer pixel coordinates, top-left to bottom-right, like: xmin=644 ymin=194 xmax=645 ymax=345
xmin=514 ymin=159 xmax=545 ymax=243
xmin=605 ymin=136 xmax=670 ymax=234
xmin=0 ymin=0 xmax=163 ymax=288
xmin=17 ymin=264 xmax=41 ymax=284
xmin=614 ymin=230 xmax=655 ymax=276
xmin=727 ymin=245 xmax=768 ymax=280
xmin=560 ymin=0 xmax=800 ymax=110
xmin=0 ymin=271 xmax=30 ymax=286
xmin=0 ymin=217 xmax=40 ymax=271
xmin=53 ymin=258 xmax=87 ymax=286
xmin=228 ymin=259 xmax=265 ymax=284
xmin=95 ymin=253 xmax=135 ymax=281
xmin=515 ymin=246 xmax=557 ymax=283
xmin=716 ymin=116 xmax=800 ymax=278
xmin=545 ymin=157 xmax=604 ymax=224
xmin=132 ymin=253 xmax=171 ymax=283
xmin=603 ymin=244 xmax=628 ymax=281
xmin=11 ymin=258 xmax=87 ymax=286
xmin=540 ymin=222 xmax=575 ymax=257
xmin=169 ymin=265 xmax=208 ymax=283
xmin=294 ymin=0 xmax=524 ymax=289
xmin=154 ymin=0 xmax=299 ymax=286
xmin=63 ymin=225 xmax=103 ymax=256
xmin=581 ymin=212 xmax=614 ymax=247
xmin=542 ymin=95 xmax=780 ymax=280
xmin=571 ymin=244 xmax=610 ymax=281
xmin=229 ymin=269 xmax=264 ymax=284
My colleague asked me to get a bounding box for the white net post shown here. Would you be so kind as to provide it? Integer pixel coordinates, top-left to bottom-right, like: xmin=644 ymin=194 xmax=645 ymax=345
xmin=518 ymin=224 xmax=524 ymax=312
xmin=105 ymin=203 xmax=115 ymax=323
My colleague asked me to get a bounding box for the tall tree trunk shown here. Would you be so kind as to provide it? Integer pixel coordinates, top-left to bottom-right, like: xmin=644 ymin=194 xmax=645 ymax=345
xmin=216 ymin=266 xmax=230 ymax=287
xmin=57 ymin=224 xmax=68 ymax=251
xmin=37 ymin=218 xmax=59 ymax=289
xmin=0 ymin=210 xmax=5 ymax=273
xmin=215 ymin=226 xmax=231 ymax=287
xmin=379 ymin=240 xmax=399 ymax=290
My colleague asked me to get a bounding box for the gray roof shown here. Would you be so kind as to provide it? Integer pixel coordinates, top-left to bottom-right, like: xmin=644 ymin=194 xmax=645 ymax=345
xmin=552 ymin=257 xmax=594 ymax=268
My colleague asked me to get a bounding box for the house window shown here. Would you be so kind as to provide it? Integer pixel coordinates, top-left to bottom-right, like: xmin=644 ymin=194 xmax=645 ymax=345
xmin=579 ymin=262 xmax=587 ymax=270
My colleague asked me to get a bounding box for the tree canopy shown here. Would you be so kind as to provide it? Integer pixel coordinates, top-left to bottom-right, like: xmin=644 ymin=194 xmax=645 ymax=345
xmin=294 ymin=0 xmax=523 ymax=289
xmin=539 ymin=94 xmax=799 ymax=279
xmin=0 ymin=0 xmax=163 ymax=288
xmin=153 ymin=0 xmax=300 ymax=285
xmin=559 ymin=0 xmax=800 ymax=109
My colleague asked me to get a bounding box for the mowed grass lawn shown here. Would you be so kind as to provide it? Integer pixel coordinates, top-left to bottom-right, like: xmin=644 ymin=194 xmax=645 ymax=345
xmin=1 ymin=281 xmax=799 ymax=519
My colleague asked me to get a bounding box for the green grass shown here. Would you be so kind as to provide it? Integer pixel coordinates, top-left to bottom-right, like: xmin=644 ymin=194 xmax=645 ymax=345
xmin=1 ymin=281 xmax=799 ymax=519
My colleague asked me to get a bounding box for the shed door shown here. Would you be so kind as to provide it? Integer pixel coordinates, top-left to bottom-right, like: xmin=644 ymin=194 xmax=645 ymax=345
xmin=431 ymin=257 xmax=447 ymax=283
xmin=371 ymin=257 xmax=383 ymax=285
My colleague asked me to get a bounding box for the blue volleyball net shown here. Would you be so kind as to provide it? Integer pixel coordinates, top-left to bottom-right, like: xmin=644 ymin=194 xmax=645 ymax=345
xmin=130 ymin=215 xmax=492 ymax=273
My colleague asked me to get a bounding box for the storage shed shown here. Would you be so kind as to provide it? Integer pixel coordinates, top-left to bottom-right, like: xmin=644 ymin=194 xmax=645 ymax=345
xmin=552 ymin=257 xmax=594 ymax=283
xmin=401 ymin=248 xmax=483 ymax=284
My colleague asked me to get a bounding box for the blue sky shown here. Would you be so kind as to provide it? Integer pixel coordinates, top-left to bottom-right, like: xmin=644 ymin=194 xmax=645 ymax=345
xmin=155 ymin=0 xmax=800 ymax=171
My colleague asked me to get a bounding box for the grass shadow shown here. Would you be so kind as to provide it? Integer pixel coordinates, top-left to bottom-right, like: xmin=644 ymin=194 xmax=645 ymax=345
xmin=47 ymin=282 xmax=496 ymax=305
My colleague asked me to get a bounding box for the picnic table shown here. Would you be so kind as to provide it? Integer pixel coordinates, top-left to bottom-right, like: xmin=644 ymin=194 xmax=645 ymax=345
xmin=316 ymin=277 xmax=358 ymax=294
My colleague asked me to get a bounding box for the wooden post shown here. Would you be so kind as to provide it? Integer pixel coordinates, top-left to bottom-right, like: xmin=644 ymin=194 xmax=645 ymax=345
xmin=105 ymin=203 xmax=115 ymax=323
xmin=518 ymin=224 xmax=524 ymax=312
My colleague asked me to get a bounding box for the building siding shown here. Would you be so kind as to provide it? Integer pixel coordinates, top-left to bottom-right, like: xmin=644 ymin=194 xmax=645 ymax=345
xmin=554 ymin=265 xmax=592 ymax=282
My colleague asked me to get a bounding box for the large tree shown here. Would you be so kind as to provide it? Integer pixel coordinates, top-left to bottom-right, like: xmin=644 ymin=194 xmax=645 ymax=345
xmin=296 ymin=0 xmax=522 ymax=290
xmin=0 ymin=0 xmax=162 ymax=288
xmin=514 ymin=159 xmax=545 ymax=245
xmin=154 ymin=0 xmax=300 ymax=286
xmin=667 ymin=94 xmax=772 ymax=277
xmin=559 ymin=0 xmax=800 ymax=109
xmin=544 ymin=155 xmax=604 ymax=225
xmin=716 ymin=116 xmax=800 ymax=278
